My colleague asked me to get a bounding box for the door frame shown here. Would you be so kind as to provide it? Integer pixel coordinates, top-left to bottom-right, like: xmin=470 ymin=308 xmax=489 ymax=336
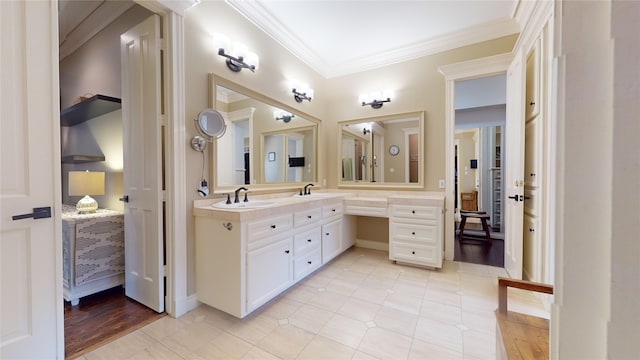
xmin=132 ymin=0 xmax=191 ymax=318
xmin=438 ymin=53 xmax=513 ymax=261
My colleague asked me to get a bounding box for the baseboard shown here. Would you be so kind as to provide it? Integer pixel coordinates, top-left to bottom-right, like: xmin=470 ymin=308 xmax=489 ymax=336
xmin=173 ymin=293 xmax=199 ymax=318
xmin=355 ymin=239 xmax=389 ymax=252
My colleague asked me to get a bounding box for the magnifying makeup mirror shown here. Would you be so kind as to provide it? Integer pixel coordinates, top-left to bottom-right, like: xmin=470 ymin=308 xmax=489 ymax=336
xmin=191 ymin=108 xmax=226 ymax=151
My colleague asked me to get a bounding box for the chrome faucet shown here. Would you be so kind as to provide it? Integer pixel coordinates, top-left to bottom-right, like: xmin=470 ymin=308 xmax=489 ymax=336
xmin=234 ymin=187 xmax=248 ymax=203
xmin=303 ymin=183 xmax=314 ymax=195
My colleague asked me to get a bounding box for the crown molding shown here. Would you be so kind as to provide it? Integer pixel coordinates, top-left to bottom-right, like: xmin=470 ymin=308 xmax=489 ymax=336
xmin=226 ymin=0 xmax=520 ymax=78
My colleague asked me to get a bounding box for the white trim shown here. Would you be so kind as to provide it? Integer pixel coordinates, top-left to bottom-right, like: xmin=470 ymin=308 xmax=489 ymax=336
xmin=438 ymin=53 xmax=512 ymax=261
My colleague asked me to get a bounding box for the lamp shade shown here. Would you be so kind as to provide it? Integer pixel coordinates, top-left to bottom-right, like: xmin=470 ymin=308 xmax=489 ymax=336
xmin=69 ymin=171 xmax=105 ymax=196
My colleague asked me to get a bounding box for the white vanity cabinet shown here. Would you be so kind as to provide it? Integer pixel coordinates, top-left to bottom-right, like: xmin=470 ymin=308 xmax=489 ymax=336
xmin=389 ymin=202 xmax=444 ymax=268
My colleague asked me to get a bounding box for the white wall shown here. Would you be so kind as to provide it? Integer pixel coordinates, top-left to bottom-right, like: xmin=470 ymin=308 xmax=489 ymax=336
xmin=552 ymin=0 xmax=640 ymax=358
xmin=455 ymin=74 xmax=506 ymax=110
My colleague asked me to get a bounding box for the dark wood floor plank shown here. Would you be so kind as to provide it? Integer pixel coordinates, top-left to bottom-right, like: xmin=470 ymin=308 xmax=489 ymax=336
xmin=454 ymin=223 xmax=504 ymax=267
xmin=64 ymin=286 xmax=165 ymax=359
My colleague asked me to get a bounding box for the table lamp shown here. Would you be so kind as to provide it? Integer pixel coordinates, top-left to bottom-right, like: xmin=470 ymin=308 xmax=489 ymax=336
xmin=68 ymin=170 xmax=105 ymax=213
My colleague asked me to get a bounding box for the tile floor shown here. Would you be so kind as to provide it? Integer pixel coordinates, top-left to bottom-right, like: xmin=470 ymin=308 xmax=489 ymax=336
xmin=76 ymin=247 xmax=550 ymax=360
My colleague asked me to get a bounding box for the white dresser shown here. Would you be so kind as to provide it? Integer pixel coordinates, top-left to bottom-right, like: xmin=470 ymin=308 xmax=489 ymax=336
xmin=62 ymin=205 xmax=124 ymax=305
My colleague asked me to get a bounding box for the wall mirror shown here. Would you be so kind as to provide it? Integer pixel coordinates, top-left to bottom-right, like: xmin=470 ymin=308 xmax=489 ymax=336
xmin=209 ymin=75 xmax=319 ymax=192
xmin=338 ymin=111 xmax=424 ymax=188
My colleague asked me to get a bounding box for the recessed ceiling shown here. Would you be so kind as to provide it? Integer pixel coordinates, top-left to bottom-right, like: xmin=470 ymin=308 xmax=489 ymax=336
xmin=226 ymin=0 xmax=521 ymax=78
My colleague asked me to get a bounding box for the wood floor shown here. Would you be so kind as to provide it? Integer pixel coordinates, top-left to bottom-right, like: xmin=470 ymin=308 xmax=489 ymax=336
xmin=64 ymin=286 xmax=165 ymax=359
xmin=454 ymin=222 xmax=505 ymax=267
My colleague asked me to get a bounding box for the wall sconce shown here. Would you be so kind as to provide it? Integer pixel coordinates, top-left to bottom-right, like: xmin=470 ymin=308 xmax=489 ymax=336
xmin=359 ymin=90 xmax=393 ymax=109
xmin=291 ymin=82 xmax=313 ymax=103
xmin=363 ymin=128 xmax=371 ymax=135
xmin=274 ymin=110 xmax=295 ymax=123
xmin=213 ymin=33 xmax=259 ymax=73
xmin=68 ymin=170 xmax=105 ymax=214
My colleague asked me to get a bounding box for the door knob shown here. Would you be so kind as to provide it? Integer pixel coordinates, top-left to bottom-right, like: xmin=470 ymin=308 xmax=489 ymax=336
xmin=119 ymin=195 xmax=129 ymax=203
xmin=507 ymin=195 xmax=519 ymax=202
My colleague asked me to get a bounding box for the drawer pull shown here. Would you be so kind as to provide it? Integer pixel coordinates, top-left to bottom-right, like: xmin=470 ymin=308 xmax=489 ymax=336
xmin=285 ymin=250 xmax=290 ymax=254
xmin=332 ymin=208 xmax=336 ymax=212
xmin=412 ymin=251 xmax=416 ymax=255
xmin=270 ymin=224 xmax=276 ymax=229
xmin=411 ymin=210 xmax=415 ymax=214
xmin=307 ymin=239 xmax=312 ymax=242
xmin=529 ymin=228 xmax=535 ymax=232
xmin=325 ymin=232 xmax=330 ymax=236
xmin=411 ymin=232 xmax=415 ymax=235
xmin=307 ymin=261 xmax=312 ymax=264
xmin=307 ymin=215 xmax=312 ymax=219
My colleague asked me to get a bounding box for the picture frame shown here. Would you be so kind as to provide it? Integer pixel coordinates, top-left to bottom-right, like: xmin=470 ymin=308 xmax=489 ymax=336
xmin=268 ymin=152 xmax=276 ymax=162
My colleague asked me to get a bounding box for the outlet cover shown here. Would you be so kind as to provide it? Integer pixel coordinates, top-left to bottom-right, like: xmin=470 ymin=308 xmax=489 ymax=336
xmin=438 ymin=179 xmax=445 ymax=189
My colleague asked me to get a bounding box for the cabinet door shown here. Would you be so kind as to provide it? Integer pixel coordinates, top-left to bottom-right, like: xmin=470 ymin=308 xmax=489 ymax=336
xmin=525 ymin=38 xmax=541 ymax=120
xmin=523 ymin=214 xmax=540 ymax=282
xmin=524 ymin=116 xmax=541 ymax=187
xmin=246 ymin=237 xmax=292 ymax=312
xmin=322 ymin=219 xmax=342 ymax=263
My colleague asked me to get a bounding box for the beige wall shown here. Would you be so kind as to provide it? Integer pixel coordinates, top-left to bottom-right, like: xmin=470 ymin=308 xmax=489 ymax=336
xmin=183 ymin=2 xmax=516 ymax=293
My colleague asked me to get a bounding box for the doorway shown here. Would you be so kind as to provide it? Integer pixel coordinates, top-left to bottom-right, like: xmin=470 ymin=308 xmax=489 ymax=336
xmin=452 ymin=75 xmax=506 ymax=267
xmin=58 ymin=3 xmax=166 ymax=358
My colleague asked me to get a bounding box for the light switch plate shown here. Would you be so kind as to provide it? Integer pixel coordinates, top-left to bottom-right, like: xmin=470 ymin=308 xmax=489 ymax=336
xmin=438 ymin=179 xmax=445 ymax=189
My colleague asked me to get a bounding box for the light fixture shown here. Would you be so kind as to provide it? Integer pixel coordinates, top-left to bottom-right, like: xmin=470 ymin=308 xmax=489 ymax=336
xmin=291 ymin=82 xmax=314 ymax=103
xmin=359 ymin=90 xmax=393 ymax=109
xmin=274 ymin=110 xmax=295 ymax=123
xmin=68 ymin=170 xmax=105 ymax=214
xmin=213 ymin=33 xmax=259 ymax=73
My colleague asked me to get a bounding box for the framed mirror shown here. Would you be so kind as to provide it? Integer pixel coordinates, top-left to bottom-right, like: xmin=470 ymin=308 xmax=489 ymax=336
xmin=338 ymin=111 xmax=424 ymax=188
xmin=209 ymin=74 xmax=320 ymax=193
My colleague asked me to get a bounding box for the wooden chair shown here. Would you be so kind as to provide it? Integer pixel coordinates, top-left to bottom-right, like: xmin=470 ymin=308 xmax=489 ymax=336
xmin=495 ymin=277 xmax=554 ymax=359
xmin=458 ymin=210 xmax=492 ymax=244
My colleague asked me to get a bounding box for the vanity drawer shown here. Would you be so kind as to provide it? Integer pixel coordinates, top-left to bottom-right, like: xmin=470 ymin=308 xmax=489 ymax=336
xmin=391 ymin=242 xmax=439 ymax=266
xmin=293 ymin=227 xmax=321 ymax=255
xmin=344 ymin=204 xmax=387 ymax=218
xmin=294 ymin=247 xmax=322 ymax=281
xmin=322 ymin=202 xmax=343 ymax=219
xmin=294 ymin=208 xmax=322 ymax=228
xmin=247 ymin=214 xmax=292 ymax=242
xmin=390 ymin=205 xmax=439 ymax=220
xmin=390 ymin=223 xmax=437 ymax=245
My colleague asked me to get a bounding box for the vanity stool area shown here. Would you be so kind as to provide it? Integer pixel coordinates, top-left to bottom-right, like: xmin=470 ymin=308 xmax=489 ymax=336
xmin=62 ymin=205 xmax=125 ymax=306
xmin=193 ymin=191 xmax=444 ymax=319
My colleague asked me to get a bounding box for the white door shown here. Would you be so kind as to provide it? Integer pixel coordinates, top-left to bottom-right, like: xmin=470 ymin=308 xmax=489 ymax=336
xmin=503 ymin=50 xmax=526 ymax=279
xmin=121 ymin=15 xmax=164 ymax=312
xmin=1 ymin=1 xmax=62 ymax=357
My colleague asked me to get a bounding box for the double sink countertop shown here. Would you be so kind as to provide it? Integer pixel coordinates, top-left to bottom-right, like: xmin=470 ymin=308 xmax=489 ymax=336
xmin=193 ymin=189 xmax=445 ymax=221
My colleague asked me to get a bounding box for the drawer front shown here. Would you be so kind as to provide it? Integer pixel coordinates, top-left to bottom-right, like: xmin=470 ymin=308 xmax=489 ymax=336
xmin=294 ymin=247 xmax=322 ymax=280
xmin=390 ymin=223 xmax=437 ymax=245
xmin=390 ymin=205 xmax=439 ymax=221
xmin=344 ymin=204 xmax=387 ymax=218
xmin=293 ymin=227 xmax=321 ymax=255
xmin=391 ymin=242 xmax=438 ymax=266
xmin=247 ymin=214 xmax=292 ymax=242
xmin=294 ymin=208 xmax=322 ymax=228
xmin=322 ymin=202 xmax=343 ymax=219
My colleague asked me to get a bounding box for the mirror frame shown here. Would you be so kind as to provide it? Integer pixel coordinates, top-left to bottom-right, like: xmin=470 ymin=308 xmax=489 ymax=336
xmin=209 ymin=74 xmax=322 ymax=194
xmin=194 ymin=108 xmax=226 ymax=139
xmin=337 ymin=111 xmax=425 ymax=189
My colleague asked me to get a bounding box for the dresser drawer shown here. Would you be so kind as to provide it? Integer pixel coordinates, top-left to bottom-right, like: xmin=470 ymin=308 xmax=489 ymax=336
xmin=294 ymin=208 xmax=322 ymax=228
xmin=390 ymin=223 xmax=437 ymax=245
xmin=247 ymin=214 xmax=292 ymax=242
xmin=390 ymin=205 xmax=439 ymax=221
xmin=391 ymin=242 xmax=439 ymax=266
xmin=322 ymin=202 xmax=343 ymax=219
xmin=294 ymin=247 xmax=322 ymax=281
xmin=293 ymin=227 xmax=321 ymax=255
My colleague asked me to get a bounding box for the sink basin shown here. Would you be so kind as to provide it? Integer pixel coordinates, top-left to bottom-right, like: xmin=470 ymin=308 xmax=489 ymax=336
xmin=212 ymin=200 xmax=277 ymax=209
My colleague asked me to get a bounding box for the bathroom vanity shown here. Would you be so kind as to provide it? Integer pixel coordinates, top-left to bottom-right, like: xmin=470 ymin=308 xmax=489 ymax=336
xmin=193 ymin=191 xmax=444 ymax=318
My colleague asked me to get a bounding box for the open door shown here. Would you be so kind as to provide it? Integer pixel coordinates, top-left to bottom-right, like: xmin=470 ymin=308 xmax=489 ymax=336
xmin=503 ymin=50 xmax=526 ymax=279
xmin=1 ymin=1 xmax=62 ymax=357
xmin=120 ymin=15 xmax=164 ymax=312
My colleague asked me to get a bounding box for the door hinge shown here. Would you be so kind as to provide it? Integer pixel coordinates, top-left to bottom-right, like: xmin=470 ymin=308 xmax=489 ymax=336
xmin=163 ymin=265 xmax=168 ymax=277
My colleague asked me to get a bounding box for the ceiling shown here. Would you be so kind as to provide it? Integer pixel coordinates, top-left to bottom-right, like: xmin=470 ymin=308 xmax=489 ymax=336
xmin=58 ymin=0 xmax=522 ymax=77
xmin=226 ymin=0 xmax=521 ymax=78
